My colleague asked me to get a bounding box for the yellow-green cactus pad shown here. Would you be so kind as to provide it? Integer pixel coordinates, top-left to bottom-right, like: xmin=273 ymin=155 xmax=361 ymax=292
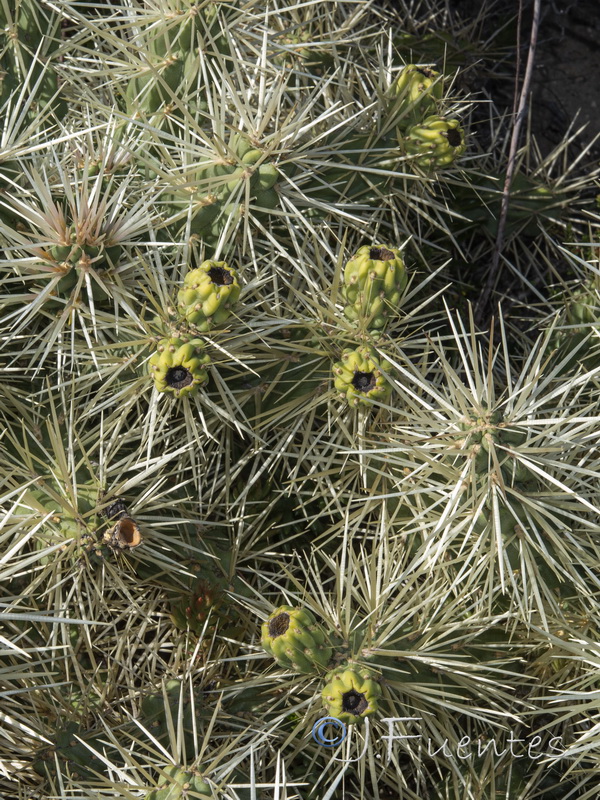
xmin=177 ymin=260 xmax=241 ymax=331
xmin=402 ymin=114 xmax=466 ymax=170
xmin=149 ymin=337 xmax=210 ymax=398
xmin=333 ymin=346 xmax=392 ymax=406
xmin=342 ymin=244 xmax=407 ymax=329
xmin=321 ymin=663 xmax=382 ymax=724
xmin=389 ymin=64 xmax=443 ymax=126
xmin=261 ymin=605 xmax=333 ymax=674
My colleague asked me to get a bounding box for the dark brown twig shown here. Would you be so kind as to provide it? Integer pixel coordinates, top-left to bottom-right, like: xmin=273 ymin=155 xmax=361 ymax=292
xmin=475 ymin=0 xmax=542 ymax=327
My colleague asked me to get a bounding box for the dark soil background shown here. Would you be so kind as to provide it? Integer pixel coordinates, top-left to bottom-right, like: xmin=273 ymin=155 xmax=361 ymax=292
xmin=529 ymin=0 xmax=600 ymax=158
xmin=417 ymin=0 xmax=600 ymax=158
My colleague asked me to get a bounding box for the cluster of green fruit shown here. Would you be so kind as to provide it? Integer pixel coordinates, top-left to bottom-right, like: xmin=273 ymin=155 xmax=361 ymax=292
xmin=261 ymin=605 xmax=382 ymax=725
xmin=148 ymin=243 xmax=408 ymax=409
xmin=332 ymin=243 xmax=409 ymax=406
xmin=141 ymin=58 xmax=468 ymax=248
xmin=389 ymin=65 xmax=466 ymax=170
xmin=146 ymin=766 xmax=211 ymax=800
xmin=149 ymin=260 xmax=241 ymax=397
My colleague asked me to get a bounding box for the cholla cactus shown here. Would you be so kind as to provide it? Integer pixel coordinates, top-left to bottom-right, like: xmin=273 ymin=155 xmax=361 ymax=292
xmin=333 ymin=346 xmax=392 ymax=406
xmin=3 ymin=1 xmax=600 ymax=799
xmin=321 ymin=662 xmax=382 ymax=724
xmin=261 ymin=605 xmax=333 ymax=673
xmin=149 ymin=337 xmax=211 ymax=397
xmin=176 ymin=261 xmax=242 ymax=331
xmin=402 ymin=115 xmax=466 ymax=170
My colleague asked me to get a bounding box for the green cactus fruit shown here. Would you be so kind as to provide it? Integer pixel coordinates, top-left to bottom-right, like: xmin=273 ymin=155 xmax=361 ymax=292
xmin=261 ymin=605 xmax=333 ymax=674
xmin=321 ymin=662 xmax=382 ymax=724
xmin=149 ymin=337 xmax=211 ymax=397
xmin=146 ymin=765 xmax=212 ymax=800
xmin=333 ymin=346 xmax=392 ymax=407
xmin=388 ymin=64 xmax=443 ymax=127
xmin=402 ymin=115 xmax=466 ymax=170
xmin=342 ymin=244 xmax=408 ymax=330
xmin=177 ymin=261 xmax=241 ymax=331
